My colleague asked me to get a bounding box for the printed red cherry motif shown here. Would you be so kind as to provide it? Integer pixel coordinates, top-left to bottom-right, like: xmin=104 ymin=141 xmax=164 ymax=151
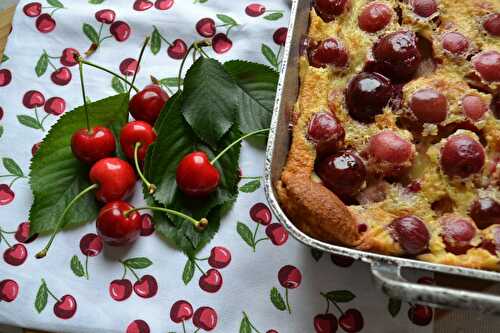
xmin=314 ymin=313 xmax=338 ymax=333
xmin=266 ymin=223 xmax=288 ymax=246
xmin=134 ymin=275 xmax=158 ymax=298
xmin=278 ymin=265 xmax=302 ymax=289
xmin=51 ymin=67 xmax=72 ymax=86
xmin=120 ymin=120 xmax=157 ymax=162
xmin=120 ymin=58 xmax=139 ymax=77
xmin=273 ymin=27 xmax=288 ymax=46
xmin=109 ymin=279 xmax=133 ymax=301
xmin=23 ymin=90 xmax=45 ymax=109
xmin=15 ymin=222 xmax=38 ymax=244
xmin=155 ymin=0 xmax=174 ymax=10
xmin=408 ymin=304 xmax=433 ymax=326
xmin=193 ymin=307 xmax=218 ymax=331
xmin=176 ymin=151 xmax=220 ymax=197
xmin=129 ymin=84 xmax=169 ymax=125
xmin=127 ymin=320 xmax=150 ymax=333
xmin=358 ymin=2 xmax=392 ymax=33
xmin=266 ymin=331 xmax=278 ymax=333
xmin=331 ymin=254 xmax=355 ymax=267
xmin=440 ymin=215 xmax=476 ymax=255
xmin=196 ymin=18 xmax=216 ymax=38
xmin=170 ymin=300 xmax=194 ymax=323
xmin=79 ymin=233 xmax=103 ymax=257
xmin=208 ymin=246 xmax=231 ymax=269
xmin=390 ymin=215 xmax=430 ymax=255
xmin=36 ymin=14 xmax=56 ymax=33
xmin=133 ymin=0 xmax=153 ymax=11
xmin=95 ymin=9 xmax=116 ymax=24
xmin=0 ymin=279 xmax=19 ymax=302
xmin=440 ymin=134 xmax=485 ymax=178
xmin=0 ymin=184 xmax=15 ymax=206
xmin=23 ymin=2 xmax=42 ymax=17
xmin=472 ymin=50 xmax=500 ymax=83
xmin=71 ymin=126 xmax=116 ymax=164
xmin=60 ymin=48 xmax=80 ymax=67
xmin=44 ymin=97 xmax=66 ymax=116
xmin=168 ymin=39 xmax=188 ymax=60
xmin=96 ymin=201 xmax=141 ymax=246
xmin=140 ymin=214 xmax=155 ymax=236
xmin=212 ymin=33 xmax=233 ymax=54
xmin=3 ymin=244 xmax=28 ymax=266
xmin=250 ymin=202 xmax=272 ymax=225
xmin=54 ymin=294 xmax=77 ymax=319
xmin=0 ymin=106 xmax=3 ymax=120
xmin=246 ymin=4 xmax=266 ymax=17
xmin=199 ymin=269 xmax=223 ymax=293
xmin=0 ymin=69 xmax=12 ymax=87
xmin=483 ymin=13 xmax=500 ymax=36
xmin=339 ymin=309 xmax=364 ymax=333
xmin=110 ymin=21 xmax=131 ymax=42
xmin=411 ymin=0 xmax=438 ymax=18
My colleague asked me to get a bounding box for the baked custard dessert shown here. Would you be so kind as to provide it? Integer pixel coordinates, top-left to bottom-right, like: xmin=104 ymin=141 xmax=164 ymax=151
xmin=277 ymin=0 xmax=500 ymax=270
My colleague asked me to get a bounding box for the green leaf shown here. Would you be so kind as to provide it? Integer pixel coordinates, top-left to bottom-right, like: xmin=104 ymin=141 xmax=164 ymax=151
xmin=151 ymin=28 xmax=162 ymax=55
xmin=70 ymin=255 xmax=85 ymax=277
xmin=311 ymin=248 xmax=324 ymax=262
xmin=160 ymin=77 xmax=183 ymax=87
xmin=388 ymin=298 xmax=402 ymax=317
xmin=240 ymin=316 xmax=251 ymax=333
xmin=47 ymin=0 xmax=64 ymax=8
xmin=237 ymin=222 xmax=254 ymax=248
xmin=17 ymin=115 xmax=42 ymax=130
xmin=239 ymin=179 xmax=261 ymax=193
xmin=83 ymin=23 xmax=99 ymax=44
xmin=2 ymin=158 xmax=23 ymax=177
xmin=35 ymin=282 xmax=48 ymax=313
xmin=261 ymin=44 xmax=278 ymax=68
xmin=88 ymin=0 xmax=105 ymax=3
xmin=1 ymin=54 xmax=8 ymax=63
xmin=270 ymin=287 xmax=286 ymax=311
xmin=111 ymin=76 xmax=126 ymax=93
xmin=216 ymin=14 xmax=237 ymax=26
xmin=29 ymin=94 xmax=129 ymax=234
xmin=264 ymin=12 xmax=284 ymax=20
xmin=35 ymin=52 xmax=48 ymax=77
xmin=182 ymin=258 xmax=195 ymax=285
xmin=325 ymin=290 xmax=356 ymax=303
xmin=123 ymin=257 xmax=153 ymax=269
xmin=0 ymin=125 xmax=3 ymax=139
xmin=181 ymin=58 xmax=238 ymax=147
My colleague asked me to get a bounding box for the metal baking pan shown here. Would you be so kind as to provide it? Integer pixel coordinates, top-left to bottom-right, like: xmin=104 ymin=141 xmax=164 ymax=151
xmin=264 ymin=0 xmax=500 ymax=314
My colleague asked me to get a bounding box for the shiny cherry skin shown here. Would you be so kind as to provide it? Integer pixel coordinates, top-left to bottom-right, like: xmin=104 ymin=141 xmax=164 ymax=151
xmin=307 ymin=111 xmax=345 ymax=157
xmin=245 ymin=4 xmax=266 ymax=17
xmin=492 ymin=94 xmax=500 ymax=119
xmin=368 ymin=130 xmax=413 ymax=164
xmin=250 ymin=202 xmax=272 ymax=225
xmin=372 ymin=30 xmax=422 ymax=82
xmin=470 ymin=197 xmax=500 ymax=230
xmin=193 ymin=307 xmax=218 ymax=331
xmin=409 ymin=88 xmax=448 ymax=123
xmin=120 ymin=121 xmax=157 ymax=162
xmin=89 ymin=158 xmax=136 ymax=203
xmin=0 ymin=279 xmax=19 ymax=302
xmin=208 ymin=246 xmax=231 ymax=269
xmin=15 ymin=222 xmax=38 ymax=244
xmin=36 ymin=14 xmax=56 ymax=33
xmin=314 ymin=0 xmax=349 ymax=22
xmin=390 ymin=215 xmax=430 ymax=255
xmin=199 ymin=269 xmax=223 ymax=293
xmin=346 ymin=72 xmax=392 ymax=123
xmin=79 ymin=233 xmax=103 ymax=257
xmin=408 ymin=304 xmax=433 ymax=326
xmin=440 ymin=215 xmax=476 ymax=255
xmin=483 ymin=13 xmax=500 ymax=36
xmin=170 ymin=300 xmax=194 ymax=323
xmin=472 ymin=50 xmax=500 ymax=82
xmin=168 ymin=39 xmax=188 ymax=59
xmin=133 ymin=275 xmax=158 ymax=298
xmin=440 ymin=134 xmax=485 ymax=178
xmin=95 ymin=9 xmax=116 ymax=24
xmin=266 ymin=223 xmax=289 ymax=246
xmin=3 ymin=244 xmax=27 ymax=266
xmin=96 ymin=201 xmax=142 ymax=246
xmin=462 ymin=95 xmax=488 ymax=121
xmin=23 ymin=2 xmax=42 ymax=17
xmin=54 ymin=294 xmax=77 ymax=319
xmin=442 ymin=32 xmax=469 ymax=56
xmin=314 ymin=313 xmax=338 ymax=333
xmin=358 ymin=2 xmax=392 ymax=33
xmin=273 ymin=27 xmax=288 ymax=46
xmin=339 ymin=309 xmax=364 ymax=333
xmin=278 ymin=265 xmax=302 ymax=289
xmin=410 ymin=0 xmax=438 ymax=18
xmin=129 ymin=84 xmax=169 ymax=125
xmin=110 ymin=21 xmax=131 ymax=42
xmin=109 ymin=279 xmax=133 ymax=301
xmin=71 ymin=126 xmax=116 ymax=164
xmin=196 ymin=18 xmax=216 ymax=37
xmin=308 ymin=38 xmax=348 ymax=68
xmin=176 ymin=151 xmax=220 ymax=197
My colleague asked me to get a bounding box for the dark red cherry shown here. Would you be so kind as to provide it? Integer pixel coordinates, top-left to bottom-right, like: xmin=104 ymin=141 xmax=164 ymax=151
xmin=54 ymin=295 xmax=77 ymax=319
xmin=109 ymin=279 xmax=133 ymax=301
xmin=44 ymin=97 xmax=66 ymax=115
xmin=51 ymin=67 xmax=72 ymax=86
xmin=120 ymin=58 xmax=139 ymax=76
xmin=314 ymin=0 xmax=349 ymax=21
xmin=358 ymin=2 xmax=392 ymax=33
xmin=212 ymin=33 xmax=233 ymax=54
xmin=90 ymin=158 xmax=137 ymax=203
xmin=314 ymin=313 xmax=338 ymax=333
xmin=278 ymin=265 xmax=302 ymax=289
xmin=339 ymin=309 xmax=364 ymax=333
xmin=346 ymin=72 xmax=392 ymax=122
xmin=71 ymin=126 xmax=116 ymax=164
xmin=134 ymin=275 xmax=158 ymax=298
xmin=199 ymin=269 xmax=223 ymax=293
xmin=472 ymin=50 xmax=500 ymax=82
xmin=440 ymin=134 xmax=485 ymax=178
xmin=120 ymin=121 xmax=157 ymax=162
xmin=196 ymin=18 xmax=216 ymax=38
xmin=440 ymin=215 xmax=476 ymax=255
xmin=110 ymin=21 xmax=131 ymax=42
xmin=410 ymin=0 xmax=438 ymax=18
xmin=126 ymin=320 xmax=150 ymax=333
xmin=3 ymin=244 xmax=27 ymax=266
xmin=167 ymin=39 xmax=188 ymax=59
xmin=331 ymin=254 xmax=355 ymax=267
xmin=208 ymin=246 xmax=231 ymax=269
xmin=176 ymin=151 xmax=220 ymax=197
xmin=0 ymin=279 xmax=19 ymax=302
xmin=0 ymin=69 xmax=12 ymax=87
xmin=23 ymin=90 xmax=45 ymax=109
xmin=15 ymin=222 xmax=38 ymax=244
xmin=390 ymin=215 xmax=430 ymax=255
xmin=60 ymin=48 xmax=79 ymax=67
xmin=246 ymin=4 xmax=266 ymax=17
xmin=442 ymin=32 xmax=469 ymax=55
xmin=133 ymin=0 xmax=153 ymax=11
xmin=483 ymin=13 xmax=500 ymax=36
xmin=462 ymin=95 xmax=488 ymax=121
xmin=373 ymin=30 xmax=422 ymax=82
xmin=96 ymin=201 xmax=141 ymax=246
xmin=250 ymin=202 xmax=272 ymax=225
xmin=0 ymin=184 xmax=14 ymax=206
xmin=368 ymin=130 xmax=413 ymax=164
xmin=266 ymin=223 xmax=289 ymax=246
xmin=155 ymin=0 xmax=174 ymax=10
xmin=408 ymin=305 xmax=433 ymax=326
xmin=307 ymin=111 xmax=345 ymax=156
xmin=470 ymin=197 xmax=500 ymax=229
xmin=23 ymin=2 xmax=42 ymax=17
xmin=170 ymin=300 xmax=194 ymax=323
xmin=273 ymin=27 xmax=288 ymax=46
xmin=36 ymin=14 xmax=56 ymax=33
xmin=140 ymin=214 xmax=155 ymax=236
xmin=129 ymin=84 xmax=169 ymax=125
xmin=95 ymin=9 xmax=116 ymax=24
xmin=79 ymin=233 xmax=103 ymax=257
xmin=308 ymin=38 xmax=348 ymax=68
xmin=409 ymin=88 xmax=448 ymax=123
xmin=193 ymin=307 xmax=218 ymax=331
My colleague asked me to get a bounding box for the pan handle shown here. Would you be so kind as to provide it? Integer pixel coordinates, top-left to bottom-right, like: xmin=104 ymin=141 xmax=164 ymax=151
xmin=370 ymin=261 xmax=500 ymax=314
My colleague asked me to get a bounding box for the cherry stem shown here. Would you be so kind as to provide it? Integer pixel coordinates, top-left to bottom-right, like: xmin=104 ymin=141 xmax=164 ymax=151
xmin=193 ymin=43 xmax=210 ymax=58
xmin=97 ymin=22 xmax=104 ymax=45
xmin=78 ymin=57 xmax=139 ymax=92
xmin=324 ymin=295 xmax=330 ymax=314
xmin=121 ymin=262 xmax=127 ymax=280
xmin=128 ymin=36 xmax=150 ymax=96
xmin=240 ymin=176 xmax=261 ymax=180
xmin=211 ymin=128 xmax=269 ymax=165
xmin=36 ymin=183 xmax=99 ymax=259
xmin=126 ymin=207 xmax=208 ymax=231
xmin=320 ymin=292 xmax=344 ymax=315
xmin=134 ymin=142 xmax=156 ymax=194
xmin=34 ymin=106 xmax=45 ymax=131
xmin=177 ymin=44 xmax=195 ymax=91
xmin=8 ymin=176 xmax=22 ymax=188
xmin=254 ymin=237 xmax=269 ymax=246
xmin=252 ymin=223 xmax=259 ymax=252
xmin=285 ymin=288 xmax=292 ymax=314
xmin=78 ymin=59 xmax=91 ymax=133
xmin=242 ymin=312 xmax=262 ymax=333
xmin=192 ymin=259 xmax=206 ymax=276
xmin=195 ymin=256 xmax=209 ymax=261
xmin=84 ymin=255 xmax=89 ymax=280
xmin=0 ymin=228 xmax=12 ymax=248
xmin=193 ymin=329 xmax=200 ymax=333
xmin=41 ymin=279 xmax=60 ymax=302
xmin=153 ymin=26 xmax=172 ymax=46
xmin=181 ymin=321 xmax=186 ymax=333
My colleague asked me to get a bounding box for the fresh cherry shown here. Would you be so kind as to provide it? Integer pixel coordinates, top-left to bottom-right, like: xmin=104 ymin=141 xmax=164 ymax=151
xmin=155 ymin=0 xmax=174 ymax=10
xmin=168 ymin=39 xmax=188 ymax=59
xmin=368 ymin=130 xmax=413 ymax=165
xmin=15 ymin=222 xmax=38 ymax=244
xmin=23 ymin=90 xmax=45 ymax=108
xmin=44 ymin=97 xmax=66 ymax=115
xmin=3 ymin=244 xmax=27 ymax=266
xmin=250 ymin=202 xmax=272 ymax=225
xmin=109 ymin=279 xmax=133 ymax=301
xmin=95 ymin=9 xmax=116 ymax=24
xmin=339 ymin=309 xmax=364 ymax=332
xmin=54 ymin=294 xmax=77 ymax=319
xmin=470 ymin=197 xmax=500 ymax=229
xmin=410 ymin=0 xmax=438 ymax=18
xmin=129 ymin=84 xmax=169 ymax=125
xmin=193 ymin=307 xmax=218 ymax=331
xmin=212 ymin=33 xmax=233 ymax=54
xmin=273 ymin=27 xmax=288 ymax=46
xmin=36 ymin=14 xmax=56 ymax=33
xmin=440 ymin=215 xmax=476 ymax=255
xmin=0 ymin=184 xmax=14 ymax=205
xmin=134 ymin=275 xmax=158 ymax=298
xmin=358 ymin=2 xmax=392 ymax=33
xmin=60 ymin=48 xmax=79 ymax=67
xmin=307 ymin=111 xmax=345 ymax=156
xmin=133 ymin=0 xmax=153 ymax=11
xmin=208 ymin=246 xmax=231 ymax=269
xmin=266 ymin=223 xmax=289 ymax=246
xmin=472 ymin=50 xmax=500 ymax=82
xmin=199 ymin=269 xmax=223 ymax=293
xmin=79 ymin=233 xmax=103 ymax=257
xmin=483 ymin=13 xmax=500 ymax=36
xmin=246 ymin=4 xmax=266 ymax=17
xmin=308 ymin=38 xmax=348 ymax=68
xmin=331 ymin=254 xmax=355 ymax=267
xmin=120 ymin=121 xmax=157 ymax=162
xmin=440 ymin=134 xmax=485 ymax=178
xmin=71 ymin=126 xmax=116 ymax=164
xmin=170 ymin=300 xmax=194 ymax=323
xmin=0 ymin=279 xmax=19 ymax=302
xmin=409 ymin=88 xmax=448 ymax=123
xmin=442 ymin=32 xmax=469 ymax=56
xmin=127 ymin=320 xmax=150 ymax=333
xmin=390 ymin=215 xmax=430 ymax=255
xmin=96 ymin=201 xmax=141 ymax=246
xmin=314 ymin=313 xmax=338 ymax=333
xmin=140 ymin=214 xmax=155 ymax=236
xmin=314 ymin=0 xmax=349 ymax=22
xmin=346 ymin=72 xmax=392 ymax=122
xmin=110 ymin=21 xmax=131 ymax=42
xmin=23 ymin=2 xmax=42 ymax=17
xmin=196 ymin=18 xmax=216 ymax=37
xmin=176 ymin=151 xmax=220 ymax=197
xmin=0 ymin=69 xmax=12 ymax=87
xmin=462 ymin=94 xmax=488 ymax=121
xmin=120 ymin=58 xmax=139 ymax=76
xmin=408 ymin=304 xmax=433 ymax=326
xmin=278 ymin=265 xmax=302 ymax=289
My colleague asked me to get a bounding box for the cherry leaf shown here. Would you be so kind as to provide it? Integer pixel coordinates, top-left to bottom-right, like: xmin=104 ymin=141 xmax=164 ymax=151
xmin=47 ymin=0 xmax=64 ymax=8
xmin=151 ymin=28 xmax=161 ymax=55
xmin=261 ymin=44 xmax=278 ymax=69
xmin=182 ymin=258 xmax=195 ymax=285
xmin=17 ymin=115 xmax=42 ymax=130
xmin=0 ymin=125 xmax=3 ymax=139
xmin=1 ymin=54 xmax=8 ymax=63
xmin=34 ymin=281 xmax=48 ymax=313
xmin=239 ymin=179 xmax=260 ymax=193
xmin=240 ymin=316 xmax=251 ymax=333
xmin=123 ymin=257 xmax=153 ymax=269
xmin=216 ymin=14 xmax=237 ymax=26
xmin=83 ymin=23 xmax=99 ymax=44
xmin=236 ymin=222 xmax=254 ymax=249
xmin=264 ymin=12 xmax=284 ymax=21
xmin=35 ymin=52 xmax=49 ymax=77
xmin=325 ymin=290 xmax=356 ymax=303
xmin=160 ymin=77 xmax=183 ymax=87
xmin=2 ymin=157 xmax=23 ymax=177
xmin=88 ymin=0 xmax=105 ymax=4
xmin=70 ymin=255 xmax=85 ymax=277
xmin=270 ymin=287 xmax=286 ymax=311
xmin=388 ymin=298 xmax=402 ymax=317
xmin=111 ymin=76 xmax=126 ymax=93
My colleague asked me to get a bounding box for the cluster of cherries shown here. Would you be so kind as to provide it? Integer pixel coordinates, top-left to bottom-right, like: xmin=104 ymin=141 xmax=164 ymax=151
xmin=132 ymin=0 xmax=174 ymax=11
xmin=170 ymin=300 xmax=218 ymax=332
xmin=22 ymin=1 xmax=61 ymax=33
xmin=305 ymin=0 xmax=500 ymax=256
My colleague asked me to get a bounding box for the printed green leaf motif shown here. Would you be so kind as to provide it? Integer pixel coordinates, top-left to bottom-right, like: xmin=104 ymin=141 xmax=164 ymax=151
xmin=182 ymin=258 xmax=195 ymax=285
xmin=239 ymin=316 xmax=251 ymax=333
xmin=1 ymin=54 xmax=8 ymax=63
xmin=89 ymin=0 xmax=105 ymax=3
xmin=160 ymin=77 xmax=183 ymax=87
xmin=17 ymin=115 xmax=42 ymax=130
xmin=216 ymin=14 xmax=237 ymax=26
xmin=239 ymin=179 xmax=260 ymax=193
xmin=2 ymin=158 xmax=23 ymax=177
xmin=151 ymin=28 xmax=161 ymax=55
xmin=35 ymin=52 xmax=49 ymax=77
xmin=47 ymin=0 xmax=64 ymax=8
xmin=29 ymin=94 xmax=129 ymax=234
xmin=83 ymin=23 xmax=99 ymax=44
xmin=70 ymin=255 xmax=85 ymax=277
xmin=311 ymin=248 xmax=324 ymax=262
xmin=0 ymin=125 xmax=3 ymax=139
xmin=123 ymin=257 xmax=153 ymax=269
xmin=261 ymin=44 xmax=278 ymax=68
xmin=237 ymin=222 xmax=254 ymax=248
xmin=325 ymin=290 xmax=356 ymax=303
xmin=270 ymin=287 xmax=286 ymax=311
xmin=111 ymin=76 xmax=126 ymax=93
xmin=388 ymin=298 xmax=402 ymax=317
xmin=35 ymin=281 xmax=48 ymax=313
xmin=264 ymin=12 xmax=284 ymax=20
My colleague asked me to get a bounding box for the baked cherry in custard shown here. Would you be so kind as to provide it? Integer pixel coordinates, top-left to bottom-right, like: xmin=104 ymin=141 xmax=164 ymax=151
xmin=409 ymin=88 xmax=448 ymax=123
xmin=470 ymin=198 xmax=500 ymax=230
xmin=440 ymin=215 xmax=477 ymax=255
xmin=308 ymin=38 xmax=348 ymax=68
xmin=472 ymin=51 xmax=500 ymax=83
xmin=314 ymin=0 xmax=349 ymax=22
xmin=358 ymin=2 xmax=392 ymax=33
xmin=461 ymin=95 xmax=488 ymax=121
xmin=410 ymin=0 xmax=438 ymax=18
xmin=442 ymin=32 xmax=469 ymax=56
xmin=440 ymin=134 xmax=485 ymax=178
xmin=307 ymin=111 xmax=345 ymax=156
xmin=483 ymin=13 xmax=500 ymax=36
xmin=390 ymin=215 xmax=430 ymax=255
xmin=367 ymin=130 xmax=414 ymax=175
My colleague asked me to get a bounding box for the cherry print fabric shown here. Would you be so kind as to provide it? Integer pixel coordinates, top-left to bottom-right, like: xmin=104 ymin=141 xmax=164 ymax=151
xmin=0 ymin=1 xmax=434 ymax=332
